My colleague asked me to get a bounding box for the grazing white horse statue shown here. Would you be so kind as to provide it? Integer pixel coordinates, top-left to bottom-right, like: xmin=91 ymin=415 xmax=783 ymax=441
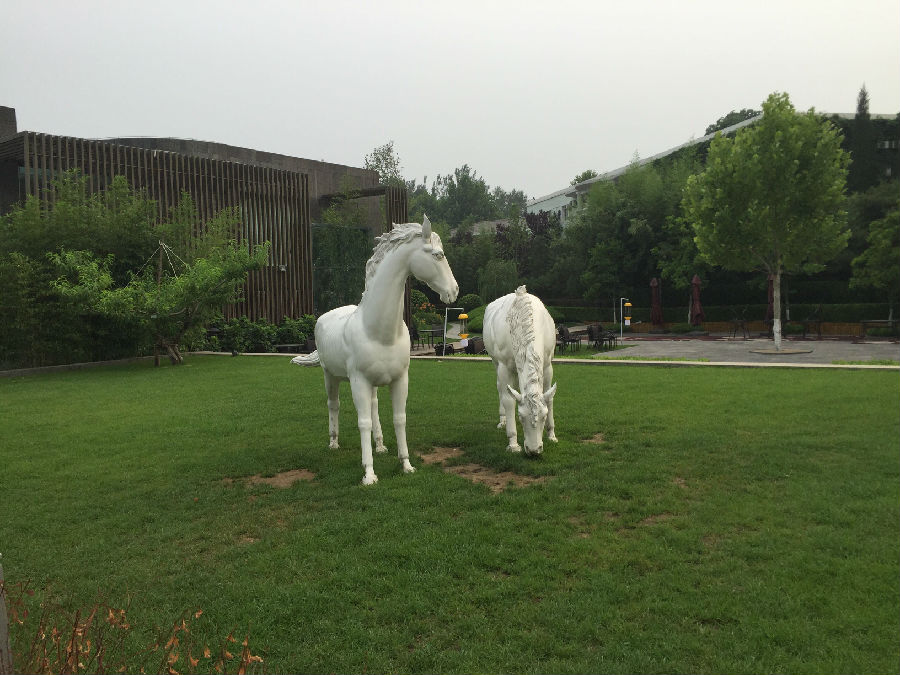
xmin=291 ymin=216 xmax=458 ymax=485
xmin=482 ymin=286 xmax=558 ymax=455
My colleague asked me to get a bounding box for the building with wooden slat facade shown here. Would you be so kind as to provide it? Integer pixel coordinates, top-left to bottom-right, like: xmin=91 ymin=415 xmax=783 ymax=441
xmin=0 ymin=106 xmax=408 ymax=322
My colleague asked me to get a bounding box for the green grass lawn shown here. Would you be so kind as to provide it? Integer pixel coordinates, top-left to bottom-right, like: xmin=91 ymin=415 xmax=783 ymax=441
xmin=1 ymin=356 xmax=898 ymax=673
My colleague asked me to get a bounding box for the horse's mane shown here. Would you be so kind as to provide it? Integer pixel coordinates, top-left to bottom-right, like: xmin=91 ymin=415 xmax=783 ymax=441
xmin=506 ymin=286 xmax=545 ymax=416
xmin=361 ymin=223 xmax=427 ymax=302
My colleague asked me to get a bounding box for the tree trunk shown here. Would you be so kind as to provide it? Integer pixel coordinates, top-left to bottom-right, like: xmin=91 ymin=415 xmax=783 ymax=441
xmin=773 ymin=267 xmax=783 ymax=351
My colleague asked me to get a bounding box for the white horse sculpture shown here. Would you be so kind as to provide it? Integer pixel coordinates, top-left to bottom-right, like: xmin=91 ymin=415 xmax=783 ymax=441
xmin=291 ymin=216 xmax=458 ymax=485
xmin=482 ymin=286 xmax=558 ymax=455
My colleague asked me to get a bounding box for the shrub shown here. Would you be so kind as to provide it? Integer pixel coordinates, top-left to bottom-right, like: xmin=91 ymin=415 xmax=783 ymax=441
xmin=414 ymin=310 xmax=443 ymax=329
xmin=277 ymin=315 xmax=316 ymax=344
xmin=466 ymin=306 xmax=486 ymax=332
xmin=458 ymin=293 xmax=483 ymax=312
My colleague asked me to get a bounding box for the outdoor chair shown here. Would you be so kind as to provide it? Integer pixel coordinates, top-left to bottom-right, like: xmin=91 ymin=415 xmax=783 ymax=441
xmin=556 ymin=325 xmax=579 ymax=352
xmin=409 ymin=325 xmax=423 ymax=349
xmin=587 ymin=323 xmax=605 ymax=350
xmin=730 ymin=308 xmax=749 ymax=339
xmin=597 ymin=323 xmax=618 ymax=350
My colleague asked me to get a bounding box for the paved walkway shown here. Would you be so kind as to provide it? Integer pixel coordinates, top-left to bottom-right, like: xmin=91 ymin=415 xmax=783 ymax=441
xmin=420 ymin=324 xmax=899 ymax=369
xmin=601 ymin=334 xmax=900 ymax=367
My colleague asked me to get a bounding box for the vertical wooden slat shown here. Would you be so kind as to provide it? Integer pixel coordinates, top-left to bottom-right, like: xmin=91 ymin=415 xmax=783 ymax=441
xmin=22 ymin=133 xmax=31 ymax=200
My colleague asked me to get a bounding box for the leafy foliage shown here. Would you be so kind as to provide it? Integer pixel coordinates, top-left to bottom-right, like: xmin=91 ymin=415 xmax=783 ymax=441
xmin=458 ymin=293 xmax=483 ymax=312
xmin=313 ymin=177 xmax=373 ymax=313
xmin=570 ymin=168 xmax=598 ymax=185
xmin=52 ymin=193 xmax=269 ymax=364
xmin=851 ymin=207 xmax=900 ymax=309
xmin=683 ymin=92 xmax=850 ymax=346
xmin=704 ymin=108 xmax=760 ymax=135
xmin=0 ymin=172 xmax=157 ymax=368
xmin=364 ymin=140 xmax=405 ymax=187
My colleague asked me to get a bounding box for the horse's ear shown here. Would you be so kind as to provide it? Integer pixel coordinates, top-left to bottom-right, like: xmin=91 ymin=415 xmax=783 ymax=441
xmin=507 ymin=384 xmax=523 ymax=403
xmin=422 ymin=213 xmax=432 ymax=240
xmin=543 ymin=382 xmax=557 ymax=403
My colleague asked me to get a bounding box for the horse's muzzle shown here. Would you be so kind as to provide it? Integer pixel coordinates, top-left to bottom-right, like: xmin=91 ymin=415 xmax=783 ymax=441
xmin=524 ymin=444 xmax=543 ymax=456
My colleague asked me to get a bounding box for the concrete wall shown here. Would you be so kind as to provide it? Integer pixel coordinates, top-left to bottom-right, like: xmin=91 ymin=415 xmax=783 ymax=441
xmin=0 ymin=107 xmax=16 ymax=140
xmin=109 ymin=137 xmax=383 ymax=225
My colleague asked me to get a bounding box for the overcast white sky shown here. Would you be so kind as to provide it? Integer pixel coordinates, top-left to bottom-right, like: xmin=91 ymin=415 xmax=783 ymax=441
xmin=2 ymin=0 xmax=898 ymax=199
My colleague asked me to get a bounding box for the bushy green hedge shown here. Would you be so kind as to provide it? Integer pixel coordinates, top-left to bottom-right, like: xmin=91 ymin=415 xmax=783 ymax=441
xmin=458 ymin=293 xmax=483 ymax=312
xmin=199 ymin=315 xmax=316 ymax=353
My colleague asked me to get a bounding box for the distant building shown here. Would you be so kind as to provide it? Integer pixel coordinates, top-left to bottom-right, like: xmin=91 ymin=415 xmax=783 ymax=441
xmin=470 ymin=219 xmax=509 ymax=235
xmin=0 ymin=106 xmax=407 ymax=321
xmin=526 ymin=111 xmax=898 ymax=226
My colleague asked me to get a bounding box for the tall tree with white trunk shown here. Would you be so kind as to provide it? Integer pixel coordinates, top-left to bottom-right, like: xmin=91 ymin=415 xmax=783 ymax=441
xmin=682 ymin=92 xmax=850 ymax=350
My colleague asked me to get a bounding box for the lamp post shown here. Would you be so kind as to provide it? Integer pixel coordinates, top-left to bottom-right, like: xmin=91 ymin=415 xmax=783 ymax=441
xmin=619 ymin=297 xmax=630 ymax=339
xmin=442 ymin=306 xmax=464 ymax=355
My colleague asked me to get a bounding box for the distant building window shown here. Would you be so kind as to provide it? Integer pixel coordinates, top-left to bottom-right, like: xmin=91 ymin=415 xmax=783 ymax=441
xmin=876 ymin=139 xmax=899 ymax=150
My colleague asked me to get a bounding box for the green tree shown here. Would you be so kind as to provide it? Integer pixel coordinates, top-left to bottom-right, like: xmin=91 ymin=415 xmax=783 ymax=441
xmin=364 ymin=141 xmax=405 ymax=187
xmin=432 ymin=165 xmax=497 ymax=227
xmin=851 ymin=207 xmax=900 ymax=316
xmin=704 ymin=108 xmax=760 ymax=135
xmin=847 ymin=85 xmax=881 ymax=192
xmin=53 ymin=194 xmax=269 ymax=365
xmin=313 ymin=177 xmax=373 ymax=312
xmin=570 ymin=169 xmax=598 ymax=185
xmin=477 ymin=258 xmax=518 ymax=304
xmin=683 ymin=92 xmax=850 ymax=350
xmin=0 ymin=172 xmax=157 ymax=368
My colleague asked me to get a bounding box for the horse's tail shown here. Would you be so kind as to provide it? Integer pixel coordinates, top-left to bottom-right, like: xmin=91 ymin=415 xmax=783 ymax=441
xmin=290 ymin=350 xmax=321 ymax=367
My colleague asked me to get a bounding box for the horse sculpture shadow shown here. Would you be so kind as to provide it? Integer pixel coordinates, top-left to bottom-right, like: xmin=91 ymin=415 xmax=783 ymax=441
xmin=292 ymin=215 xmax=458 ymax=485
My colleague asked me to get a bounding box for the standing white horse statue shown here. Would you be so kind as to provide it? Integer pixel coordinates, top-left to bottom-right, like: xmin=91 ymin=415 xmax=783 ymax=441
xmin=482 ymin=286 xmax=558 ymax=455
xmin=291 ymin=215 xmax=458 ymax=485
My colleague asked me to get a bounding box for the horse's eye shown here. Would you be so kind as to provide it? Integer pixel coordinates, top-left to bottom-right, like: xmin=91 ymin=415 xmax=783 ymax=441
xmin=433 ymin=251 xmax=445 ymax=260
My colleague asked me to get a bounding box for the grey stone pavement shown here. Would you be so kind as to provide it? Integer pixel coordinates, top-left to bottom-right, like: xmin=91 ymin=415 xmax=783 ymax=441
xmin=602 ymin=334 xmax=900 ymax=367
xmin=432 ymin=323 xmax=899 ymax=369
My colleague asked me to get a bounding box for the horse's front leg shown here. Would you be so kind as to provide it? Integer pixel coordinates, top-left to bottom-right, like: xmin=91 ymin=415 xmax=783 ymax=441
xmin=390 ymin=371 xmax=415 ymax=474
xmin=323 ymin=370 xmax=341 ymax=449
xmin=349 ymin=375 xmax=378 ymax=485
xmin=496 ymin=363 xmax=521 ymax=453
xmin=493 ymin=360 xmax=506 ymax=429
xmin=543 ymin=363 xmax=558 ymax=443
xmin=371 ymin=390 xmax=387 ymax=454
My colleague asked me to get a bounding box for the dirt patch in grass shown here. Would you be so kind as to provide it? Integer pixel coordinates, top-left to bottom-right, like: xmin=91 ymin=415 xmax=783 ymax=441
xmin=419 ymin=447 xmax=465 ymax=464
xmin=583 ymin=433 xmax=606 ymax=444
xmin=636 ymin=512 xmax=675 ymax=527
xmin=419 ymin=447 xmax=549 ymax=494
xmin=223 ymin=468 xmax=316 ymax=489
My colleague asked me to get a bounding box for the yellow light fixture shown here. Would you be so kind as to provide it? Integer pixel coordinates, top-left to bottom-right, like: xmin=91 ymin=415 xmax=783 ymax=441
xmin=458 ymin=313 xmax=469 ymax=339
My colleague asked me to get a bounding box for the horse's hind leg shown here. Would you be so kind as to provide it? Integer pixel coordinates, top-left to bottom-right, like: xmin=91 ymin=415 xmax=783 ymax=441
xmin=390 ymin=370 xmax=415 ymax=474
xmin=371 ymin=390 xmax=387 ymax=454
xmin=323 ymin=370 xmax=341 ymax=450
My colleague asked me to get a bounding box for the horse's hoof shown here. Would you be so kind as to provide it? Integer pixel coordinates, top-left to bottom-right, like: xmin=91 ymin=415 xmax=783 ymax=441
xmin=361 ymin=472 xmax=378 ymax=486
xmin=329 ymin=440 xmax=339 ymax=450
xmin=375 ymin=443 xmax=388 ymax=454
xmin=507 ymin=443 xmax=522 ymax=453
xmin=548 ymin=433 xmax=558 ymax=443
xmin=497 ymin=419 xmax=506 ymax=429
xmin=401 ymin=460 xmax=416 ymax=474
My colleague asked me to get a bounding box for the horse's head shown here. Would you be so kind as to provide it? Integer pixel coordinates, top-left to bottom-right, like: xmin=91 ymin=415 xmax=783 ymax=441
xmin=409 ymin=214 xmax=458 ymax=304
xmin=507 ymin=382 xmax=557 ymax=456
